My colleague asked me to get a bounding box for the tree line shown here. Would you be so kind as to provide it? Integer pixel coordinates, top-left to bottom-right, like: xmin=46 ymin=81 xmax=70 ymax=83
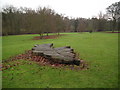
xmin=2 ymin=1 xmax=120 ymax=36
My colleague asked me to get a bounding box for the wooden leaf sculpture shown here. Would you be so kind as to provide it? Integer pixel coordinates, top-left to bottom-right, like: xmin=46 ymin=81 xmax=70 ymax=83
xmin=32 ymin=43 xmax=80 ymax=65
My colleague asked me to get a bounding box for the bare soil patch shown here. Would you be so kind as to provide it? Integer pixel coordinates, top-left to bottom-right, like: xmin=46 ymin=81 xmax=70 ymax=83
xmin=105 ymin=32 xmax=120 ymax=33
xmin=33 ymin=34 xmax=64 ymax=40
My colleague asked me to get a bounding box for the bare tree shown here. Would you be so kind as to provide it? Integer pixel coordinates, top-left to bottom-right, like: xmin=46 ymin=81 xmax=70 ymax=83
xmin=106 ymin=1 xmax=120 ymax=32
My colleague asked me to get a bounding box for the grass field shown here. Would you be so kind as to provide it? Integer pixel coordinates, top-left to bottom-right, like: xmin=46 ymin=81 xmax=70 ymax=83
xmin=2 ymin=32 xmax=118 ymax=88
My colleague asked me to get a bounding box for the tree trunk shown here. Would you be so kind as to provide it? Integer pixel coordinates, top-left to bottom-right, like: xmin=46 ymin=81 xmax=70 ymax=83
xmin=58 ymin=32 xmax=60 ymax=35
xmin=39 ymin=33 xmax=43 ymax=39
xmin=46 ymin=32 xmax=49 ymax=36
xmin=112 ymin=19 xmax=116 ymax=32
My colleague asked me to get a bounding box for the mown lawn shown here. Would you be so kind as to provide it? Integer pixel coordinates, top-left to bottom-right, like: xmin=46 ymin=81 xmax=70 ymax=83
xmin=2 ymin=32 xmax=118 ymax=88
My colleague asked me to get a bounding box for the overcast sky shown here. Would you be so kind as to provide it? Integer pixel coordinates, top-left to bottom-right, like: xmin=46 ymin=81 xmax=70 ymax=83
xmin=1 ymin=0 xmax=119 ymax=18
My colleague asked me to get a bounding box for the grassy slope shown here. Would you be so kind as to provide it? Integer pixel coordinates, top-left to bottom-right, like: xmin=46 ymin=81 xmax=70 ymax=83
xmin=2 ymin=32 xmax=118 ymax=88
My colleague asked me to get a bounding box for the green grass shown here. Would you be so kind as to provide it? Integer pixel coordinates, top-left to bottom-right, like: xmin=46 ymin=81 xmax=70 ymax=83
xmin=2 ymin=32 xmax=118 ymax=88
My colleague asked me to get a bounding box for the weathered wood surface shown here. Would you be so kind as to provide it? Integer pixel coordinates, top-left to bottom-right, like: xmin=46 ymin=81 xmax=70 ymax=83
xmin=32 ymin=43 xmax=80 ymax=65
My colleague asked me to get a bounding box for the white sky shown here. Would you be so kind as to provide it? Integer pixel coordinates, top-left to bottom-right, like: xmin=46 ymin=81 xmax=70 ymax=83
xmin=1 ymin=0 xmax=120 ymax=18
